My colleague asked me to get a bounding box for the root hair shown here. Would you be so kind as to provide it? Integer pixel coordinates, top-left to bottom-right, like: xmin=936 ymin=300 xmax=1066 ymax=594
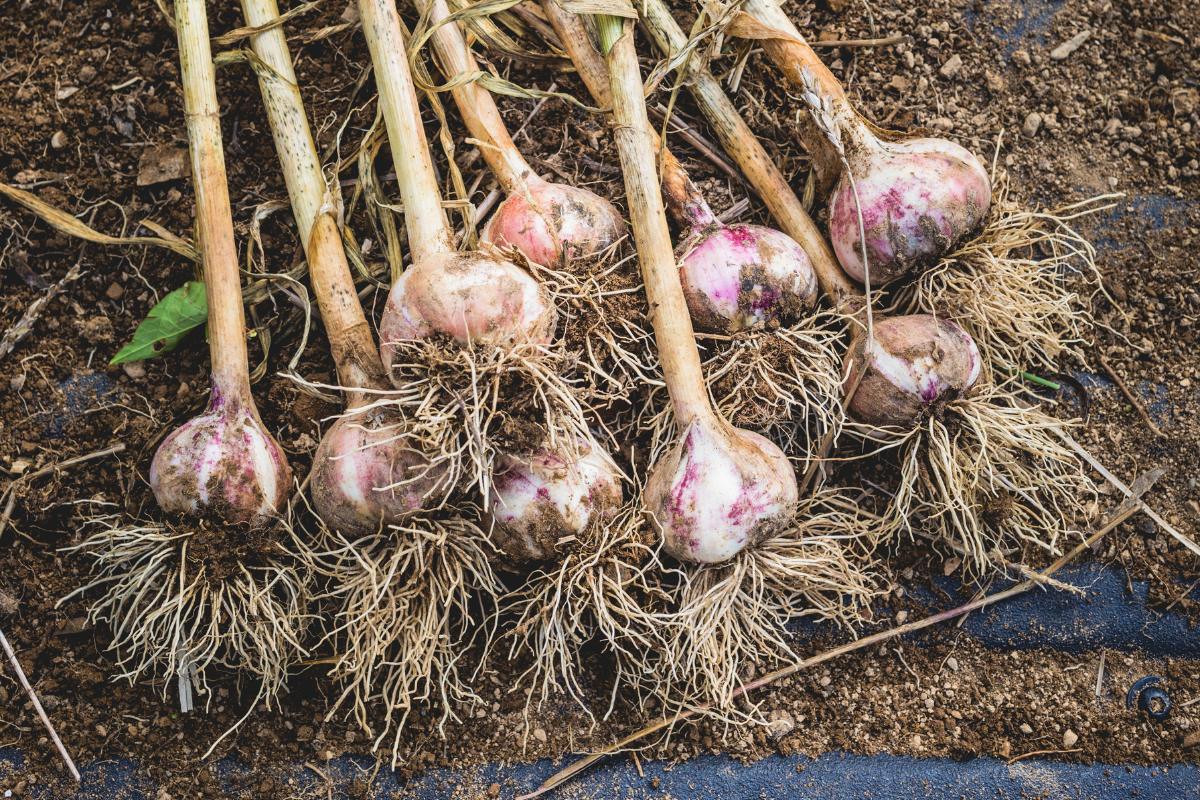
xmin=63 ymin=513 xmax=310 ymax=712
xmin=640 ymin=310 xmax=849 ymax=466
xmin=892 ymin=173 xmax=1119 ymax=377
xmin=653 ymin=491 xmax=878 ymax=718
xmin=300 ymin=511 xmax=501 ymax=766
xmin=866 ymin=385 xmax=1097 ymax=575
xmin=499 ymin=498 xmax=664 ymax=719
xmin=381 ymin=337 xmax=593 ymax=505
xmin=705 ymin=312 xmax=847 ymax=466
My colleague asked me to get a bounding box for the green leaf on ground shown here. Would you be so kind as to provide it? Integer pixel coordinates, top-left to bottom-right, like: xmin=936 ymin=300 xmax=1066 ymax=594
xmin=110 ymin=281 xmax=208 ymax=365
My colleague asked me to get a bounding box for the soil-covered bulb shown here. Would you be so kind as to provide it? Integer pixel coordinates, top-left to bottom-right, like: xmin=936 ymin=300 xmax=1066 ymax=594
xmin=309 ymin=407 xmax=445 ymax=536
xmin=150 ymin=385 xmax=291 ymax=524
xmin=378 ymin=250 xmax=556 ymax=371
xmin=677 ymin=221 xmax=819 ymax=334
xmin=482 ymin=178 xmax=627 ymax=269
xmin=845 ymin=314 xmax=981 ymax=427
xmin=484 ymin=440 xmax=623 ymax=563
xmin=829 ymin=138 xmax=991 ymax=286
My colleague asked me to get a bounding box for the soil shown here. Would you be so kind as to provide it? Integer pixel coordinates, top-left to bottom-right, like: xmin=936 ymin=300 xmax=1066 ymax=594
xmin=1 ymin=0 xmax=1198 ymax=798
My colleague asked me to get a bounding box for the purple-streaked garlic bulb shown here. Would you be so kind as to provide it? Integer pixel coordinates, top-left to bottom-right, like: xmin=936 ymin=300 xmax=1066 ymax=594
xmin=378 ymin=250 xmax=556 ymax=370
xmin=482 ymin=177 xmax=627 ymax=269
xmin=660 ymin=148 xmax=818 ymax=334
xmin=150 ymin=385 xmax=292 ymax=524
xmin=645 ymin=420 xmax=798 ymax=564
xmin=736 ymin=0 xmax=991 ymax=287
xmin=484 ymin=439 xmax=623 ymax=562
xmin=309 ymin=407 xmax=445 ymax=536
xmin=358 ymin=0 xmax=558 ymax=375
xmin=828 ymin=138 xmax=991 ymax=286
xmin=414 ymin=0 xmax=625 ymax=271
xmin=677 ymin=220 xmax=819 ymax=334
xmin=596 ymin=18 xmax=800 ymax=567
xmin=845 ymin=314 xmax=981 ymax=427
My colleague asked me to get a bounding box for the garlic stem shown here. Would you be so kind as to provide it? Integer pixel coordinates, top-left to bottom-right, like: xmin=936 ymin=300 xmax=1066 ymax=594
xmin=358 ymin=0 xmax=454 ymax=263
xmin=597 ymin=15 xmax=713 ymax=427
xmin=176 ymin=0 xmax=253 ymax=399
xmin=242 ymin=0 xmax=386 ymax=403
xmin=419 ymin=0 xmax=538 ymax=194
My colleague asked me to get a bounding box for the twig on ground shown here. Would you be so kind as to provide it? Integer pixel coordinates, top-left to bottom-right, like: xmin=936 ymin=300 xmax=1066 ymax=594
xmin=1164 ymin=577 xmax=1200 ymax=612
xmin=516 ymin=468 xmax=1163 ymax=799
xmin=1007 ymin=747 xmax=1083 ymax=765
xmin=0 ymin=443 xmax=127 ymax=540
xmin=0 ymin=262 xmax=84 ymax=363
xmin=1013 ymin=562 xmax=1086 ymax=597
xmin=1062 ymin=434 xmax=1200 ymax=558
xmin=809 ymin=34 xmax=905 ymax=48
xmin=1095 ymin=352 xmax=1164 ymax=437
xmin=0 ymin=628 xmax=82 ymax=781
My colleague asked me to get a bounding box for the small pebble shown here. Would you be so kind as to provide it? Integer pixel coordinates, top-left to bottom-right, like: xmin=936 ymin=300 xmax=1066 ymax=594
xmin=946 ymin=657 xmax=959 ymax=672
xmin=106 ymin=281 xmax=125 ymax=300
xmin=939 ymin=54 xmax=963 ymax=78
xmin=50 ymin=130 xmax=68 ymax=149
xmin=1023 ymin=112 xmax=1043 ymax=137
xmin=122 ymin=361 xmax=147 ymax=380
xmin=1050 ymin=30 xmax=1092 ymax=61
xmin=1063 ymin=729 xmax=1079 ymax=748
xmin=766 ymin=715 xmax=795 ymax=739
xmin=1019 ymin=723 xmax=1034 ymax=735
xmin=533 ymin=727 xmax=547 ymax=743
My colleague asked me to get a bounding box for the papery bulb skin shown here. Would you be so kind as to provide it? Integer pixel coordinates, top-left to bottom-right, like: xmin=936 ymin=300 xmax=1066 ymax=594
xmin=845 ymin=314 xmax=981 ymax=428
xmin=309 ymin=407 xmax=445 ymax=536
xmin=678 ymin=223 xmax=819 ymax=334
xmin=379 ymin=250 xmax=556 ymax=371
xmin=150 ymin=385 xmax=292 ymax=524
xmin=482 ymin=180 xmax=627 ymax=268
xmin=646 ymin=421 xmax=798 ymax=564
xmin=829 ymin=137 xmax=991 ymax=286
xmin=485 ymin=441 xmax=623 ymax=563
